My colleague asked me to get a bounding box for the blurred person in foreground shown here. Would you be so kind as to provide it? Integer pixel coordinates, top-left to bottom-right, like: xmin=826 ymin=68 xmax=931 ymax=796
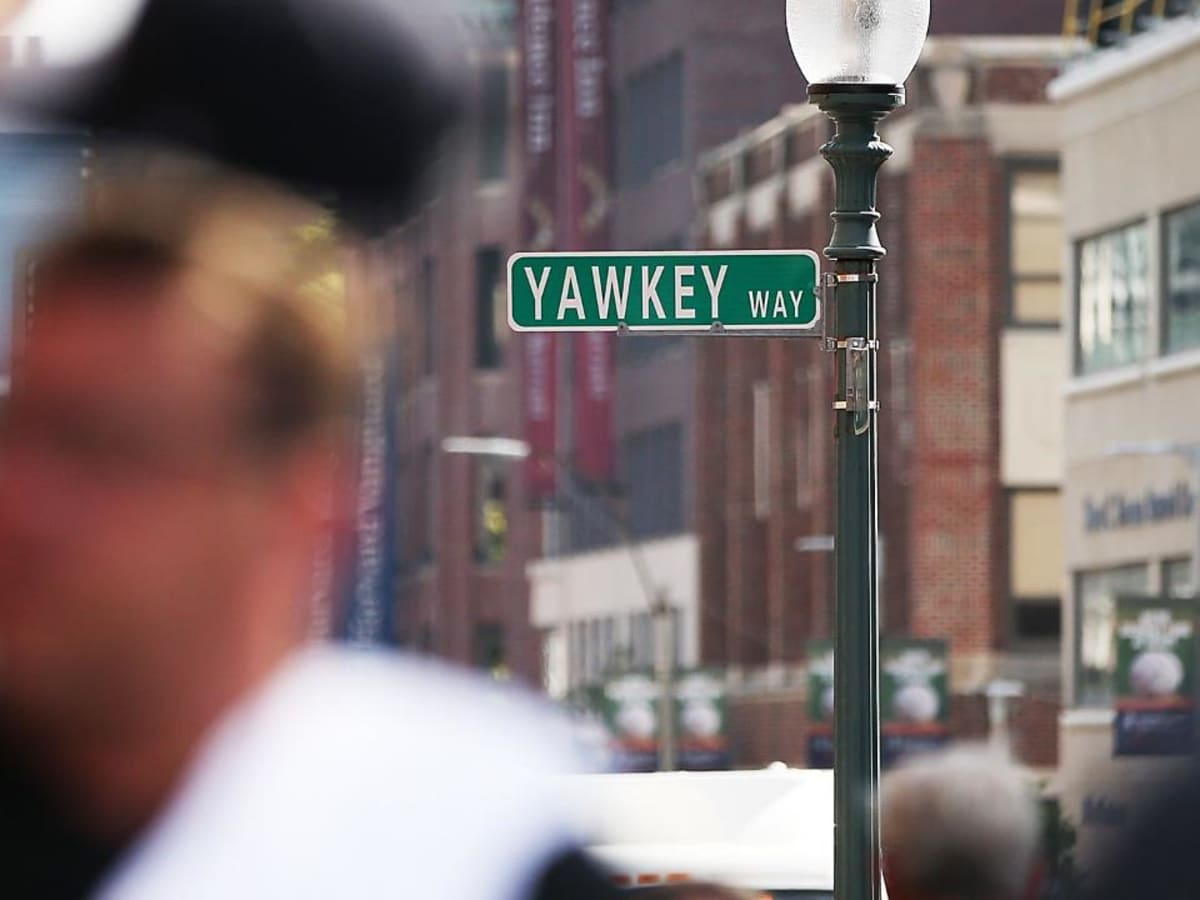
xmin=881 ymin=747 xmax=1043 ymax=900
xmin=1082 ymin=761 xmax=1200 ymax=900
xmin=0 ymin=183 xmax=617 ymax=900
xmin=0 ymin=0 xmax=626 ymax=897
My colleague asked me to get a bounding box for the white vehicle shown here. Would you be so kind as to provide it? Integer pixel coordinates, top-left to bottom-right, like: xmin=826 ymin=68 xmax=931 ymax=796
xmin=562 ymin=765 xmax=837 ymax=897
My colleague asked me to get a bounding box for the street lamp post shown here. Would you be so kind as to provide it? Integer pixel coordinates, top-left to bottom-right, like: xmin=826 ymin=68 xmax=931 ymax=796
xmin=786 ymin=4 xmax=929 ymax=900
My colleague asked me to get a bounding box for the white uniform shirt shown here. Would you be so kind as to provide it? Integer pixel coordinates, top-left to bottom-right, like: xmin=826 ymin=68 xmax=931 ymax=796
xmin=97 ymin=649 xmax=586 ymax=900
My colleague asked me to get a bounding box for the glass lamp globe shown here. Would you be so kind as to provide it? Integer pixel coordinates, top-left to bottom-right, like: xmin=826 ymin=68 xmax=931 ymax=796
xmin=786 ymin=0 xmax=930 ymax=86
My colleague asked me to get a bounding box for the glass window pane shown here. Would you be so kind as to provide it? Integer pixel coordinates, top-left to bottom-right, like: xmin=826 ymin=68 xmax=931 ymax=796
xmin=1166 ymin=204 xmax=1200 ymax=354
xmin=1164 ymin=557 xmax=1194 ymax=598
xmin=1077 ymin=564 xmax=1149 ymax=706
xmin=475 ymin=246 xmax=505 ymax=369
xmin=1015 ymin=602 xmax=1061 ymax=641
xmin=1011 ymin=171 xmax=1063 ymax=325
xmin=1014 ymin=280 xmax=1062 ymax=325
xmin=619 ymin=53 xmax=684 ymax=187
xmin=623 ymin=422 xmax=685 ymax=539
xmin=478 ymin=64 xmax=510 ymax=182
xmin=474 ymin=458 xmax=508 ymax=564
xmin=1076 ymin=223 xmax=1150 ymax=374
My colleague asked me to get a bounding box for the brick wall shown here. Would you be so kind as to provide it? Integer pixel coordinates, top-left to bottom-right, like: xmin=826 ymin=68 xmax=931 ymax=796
xmin=392 ymin=39 xmax=545 ymax=684
xmin=907 ymin=136 xmax=1006 ymax=659
xmin=728 ymin=691 xmax=811 ymax=769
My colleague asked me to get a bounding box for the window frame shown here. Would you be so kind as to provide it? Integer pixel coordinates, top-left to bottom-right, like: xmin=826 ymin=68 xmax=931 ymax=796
xmin=1160 ymin=196 xmax=1200 ymax=357
xmin=1006 ymin=486 xmax=1064 ymax=647
xmin=621 ymin=421 xmax=686 ymax=541
xmin=617 ymin=52 xmax=685 ymax=189
xmin=1072 ymin=217 xmax=1152 ymax=376
xmin=1005 ymin=160 xmax=1064 ymax=330
xmin=473 ymin=453 xmax=509 ymax=566
xmin=474 ymin=245 xmax=506 ymax=370
xmin=477 ymin=61 xmax=511 ymax=183
xmin=1073 ymin=562 xmax=1150 ymax=707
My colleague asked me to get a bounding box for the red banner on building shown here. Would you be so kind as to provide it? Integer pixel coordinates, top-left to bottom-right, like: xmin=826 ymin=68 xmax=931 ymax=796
xmin=524 ymin=333 xmax=558 ymax=499
xmin=520 ymin=0 xmax=559 ymax=501
xmin=564 ymin=0 xmax=614 ymax=483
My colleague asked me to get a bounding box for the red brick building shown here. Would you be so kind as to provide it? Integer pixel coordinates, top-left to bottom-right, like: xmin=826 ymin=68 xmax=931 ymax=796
xmin=695 ymin=35 xmax=1074 ymax=770
xmin=390 ymin=9 xmax=543 ymax=679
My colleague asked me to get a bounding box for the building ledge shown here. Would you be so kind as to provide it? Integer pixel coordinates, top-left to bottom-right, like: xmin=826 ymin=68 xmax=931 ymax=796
xmin=1150 ymin=345 xmax=1200 ymax=380
xmin=1050 ymin=13 xmax=1200 ymax=102
xmin=1063 ymin=365 xmax=1146 ymax=398
xmin=1064 ymin=346 xmax=1200 ymax=398
xmin=1060 ymin=707 xmax=1115 ymax=729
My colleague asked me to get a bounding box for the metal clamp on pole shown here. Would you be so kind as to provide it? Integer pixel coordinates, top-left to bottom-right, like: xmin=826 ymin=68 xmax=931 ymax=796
xmin=837 ymin=337 xmax=877 ymax=436
xmin=821 ymin=272 xmax=839 ymax=353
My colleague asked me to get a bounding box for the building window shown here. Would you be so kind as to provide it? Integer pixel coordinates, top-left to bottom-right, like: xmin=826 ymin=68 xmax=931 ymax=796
xmin=475 ymin=457 xmax=508 ymax=564
xmin=1076 ymin=563 xmax=1149 ymax=706
xmin=618 ymin=53 xmax=684 ymax=187
xmin=1009 ymin=490 xmax=1063 ymax=643
xmin=475 ymin=246 xmax=505 ymax=369
xmin=421 ymin=257 xmax=436 ymax=377
xmin=474 ymin=622 xmax=508 ymax=678
xmin=1076 ymin=221 xmax=1150 ymax=374
xmin=617 ymin=334 xmax=684 ymax=364
xmin=623 ymin=422 xmax=685 ymax=539
xmin=1163 ymin=557 xmax=1194 ymax=598
xmin=1165 ymin=202 xmax=1200 ymax=354
xmin=1010 ymin=169 xmax=1063 ymax=325
xmin=614 ymin=0 xmax=649 ymax=14
xmin=478 ymin=63 xmax=509 ymax=182
xmin=1014 ymin=604 xmax=1061 ymax=643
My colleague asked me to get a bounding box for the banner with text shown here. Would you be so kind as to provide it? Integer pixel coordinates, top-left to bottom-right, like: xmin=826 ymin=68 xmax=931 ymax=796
xmin=519 ymin=0 xmax=559 ymax=501
xmin=806 ymin=638 xmax=950 ymax=768
xmin=339 ymin=349 xmax=399 ymax=646
xmin=1114 ymin=595 xmax=1196 ymax=756
xmin=591 ymin=669 xmax=731 ymax=772
xmin=565 ymin=0 xmax=615 ymax=482
xmin=806 ymin=641 xmax=835 ymax=769
xmin=880 ymin=638 xmax=950 ymax=766
xmin=674 ymin=668 xmax=731 ymax=770
xmin=599 ymin=671 xmax=661 ymax=772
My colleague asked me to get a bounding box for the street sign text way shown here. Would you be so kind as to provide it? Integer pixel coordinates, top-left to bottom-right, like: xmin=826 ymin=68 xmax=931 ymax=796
xmin=508 ymin=251 xmax=821 ymax=333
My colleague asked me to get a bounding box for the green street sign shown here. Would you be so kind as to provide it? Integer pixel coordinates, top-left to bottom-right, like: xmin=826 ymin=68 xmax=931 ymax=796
xmin=508 ymin=250 xmax=821 ymax=333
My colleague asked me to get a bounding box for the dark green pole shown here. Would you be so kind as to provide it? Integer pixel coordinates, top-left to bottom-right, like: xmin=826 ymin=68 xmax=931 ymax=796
xmin=811 ymin=82 xmax=904 ymax=900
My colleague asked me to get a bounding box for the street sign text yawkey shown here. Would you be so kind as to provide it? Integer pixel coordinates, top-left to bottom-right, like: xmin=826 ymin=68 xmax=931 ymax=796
xmin=508 ymin=250 xmax=821 ymax=333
